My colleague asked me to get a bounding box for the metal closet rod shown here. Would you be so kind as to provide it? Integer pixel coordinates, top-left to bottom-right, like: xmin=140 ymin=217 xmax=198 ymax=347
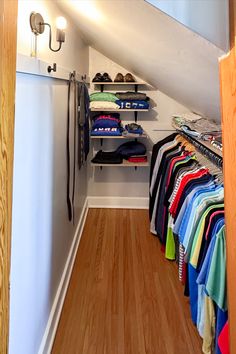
xmin=178 ymin=130 xmax=223 ymax=169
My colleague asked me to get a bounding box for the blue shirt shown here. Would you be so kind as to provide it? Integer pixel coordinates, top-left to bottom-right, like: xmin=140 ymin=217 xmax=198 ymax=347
xmin=173 ymin=178 xmax=215 ymax=235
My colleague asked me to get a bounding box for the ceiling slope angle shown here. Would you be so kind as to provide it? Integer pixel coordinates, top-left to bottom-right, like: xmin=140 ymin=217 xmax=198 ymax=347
xmin=57 ymin=0 xmax=226 ymax=121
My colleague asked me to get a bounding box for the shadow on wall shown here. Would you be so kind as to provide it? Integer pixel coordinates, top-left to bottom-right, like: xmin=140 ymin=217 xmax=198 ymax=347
xmin=93 ymin=167 xmax=150 ymax=184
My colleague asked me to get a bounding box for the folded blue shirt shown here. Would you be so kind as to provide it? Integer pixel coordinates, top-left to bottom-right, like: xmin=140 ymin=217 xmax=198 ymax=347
xmin=92 ymin=118 xmax=120 ymax=129
xmin=91 ymin=127 xmax=122 ymax=136
xmin=125 ymin=124 xmax=143 ymax=135
xmin=115 ymin=100 xmax=149 ymax=109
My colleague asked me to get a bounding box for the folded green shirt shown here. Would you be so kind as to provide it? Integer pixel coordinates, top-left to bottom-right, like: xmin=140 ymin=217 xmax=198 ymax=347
xmin=89 ymin=92 xmax=119 ymax=103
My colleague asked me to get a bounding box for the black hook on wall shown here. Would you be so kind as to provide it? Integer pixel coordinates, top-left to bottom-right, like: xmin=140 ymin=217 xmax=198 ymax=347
xmin=48 ymin=63 xmax=57 ymax=73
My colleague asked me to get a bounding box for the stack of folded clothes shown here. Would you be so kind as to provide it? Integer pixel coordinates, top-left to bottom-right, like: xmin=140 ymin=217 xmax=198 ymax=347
xmin=89 ymin=92 xmax=120 ymax=110
xmin=90 ymin=113 xmax=123 ymax=136
xmin=127 ymin=155 xmax=147 ymax=163
xmin=91 ymin=141 xmax=147 ymax=164
xmin=172 ymin=112 xmax=221 ymax=139
xmin=115 ymin=91 xmax=149 ymax=109
xmin=91 ymin=150 xmax=123 ymax=164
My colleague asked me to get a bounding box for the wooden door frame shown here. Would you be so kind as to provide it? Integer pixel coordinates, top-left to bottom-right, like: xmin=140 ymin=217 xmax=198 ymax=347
xmin=0 ymin=1 xmax=18 ymax=352
xmin=220 ymin=0 xmax=236 ymax=353
xmin=0 ymin=1 xmax=234 ymax=353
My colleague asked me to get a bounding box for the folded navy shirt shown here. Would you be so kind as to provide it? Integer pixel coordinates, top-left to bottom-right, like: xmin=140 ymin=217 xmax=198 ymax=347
xmin=115 ymin=100 xmax=149 ymax=109
xmin=91 ymin=127 xmax=122 ymax=136
xmin=116 ymin=141 xmax=146 ymax=159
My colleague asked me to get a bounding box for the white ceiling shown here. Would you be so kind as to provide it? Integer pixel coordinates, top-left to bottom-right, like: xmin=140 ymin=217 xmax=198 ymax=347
xmin=57 ymin=0 xmax=225 ymax=121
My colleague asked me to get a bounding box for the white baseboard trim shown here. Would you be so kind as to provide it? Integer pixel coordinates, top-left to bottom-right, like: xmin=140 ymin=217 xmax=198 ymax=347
xmin=38 ymin=198 xmax=89 ymax=354
xmin=88 ymin=196 xmax=149 ymax=209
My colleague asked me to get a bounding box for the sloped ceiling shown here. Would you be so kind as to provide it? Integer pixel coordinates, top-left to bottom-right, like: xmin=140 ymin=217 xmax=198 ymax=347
xmin=57 ymin=0 xmax=225 ymax=121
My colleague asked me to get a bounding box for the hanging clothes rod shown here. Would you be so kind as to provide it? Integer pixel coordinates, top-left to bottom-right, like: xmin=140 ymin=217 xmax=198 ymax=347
xmin=176 ymin=129 xmax=223 ymax=169
xmin=16 ymin=53 xmax=90 ymax=83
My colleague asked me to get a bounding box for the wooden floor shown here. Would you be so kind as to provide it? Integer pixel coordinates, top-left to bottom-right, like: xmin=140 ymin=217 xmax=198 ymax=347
xmin=52 ymin=209 xmax=202 ymax=354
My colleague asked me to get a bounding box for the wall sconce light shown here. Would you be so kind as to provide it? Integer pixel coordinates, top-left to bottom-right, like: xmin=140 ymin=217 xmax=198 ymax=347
xmin=30 ymin=12 xmax=67 ymax=52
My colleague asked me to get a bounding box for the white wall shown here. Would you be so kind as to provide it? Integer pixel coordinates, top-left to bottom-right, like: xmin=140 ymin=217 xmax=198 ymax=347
xmin=88 ymin=48 xmax=189 ymax=199
xmin=17 ymin=0 xmax=88 ymax=72
xmin=147 ymin=0 xmax=229 ymax=52
xmin=9 ymin=1 xmax=89 ymax=354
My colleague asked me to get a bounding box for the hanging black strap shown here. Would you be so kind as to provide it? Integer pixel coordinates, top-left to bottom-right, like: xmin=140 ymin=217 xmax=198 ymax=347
xmin=66 ymin=73 xmax=73 ymax=222
xmin=71 ymin=79 xmax=77 ymax=224
xmin=77 ymin=83 xmax=83 ymax=169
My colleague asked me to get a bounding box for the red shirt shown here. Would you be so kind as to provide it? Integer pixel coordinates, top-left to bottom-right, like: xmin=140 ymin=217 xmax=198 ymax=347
xmin=169 ymin=168 xmax=209 ymax=218
xmin=218 ymin=321 xmax=229 ymax=354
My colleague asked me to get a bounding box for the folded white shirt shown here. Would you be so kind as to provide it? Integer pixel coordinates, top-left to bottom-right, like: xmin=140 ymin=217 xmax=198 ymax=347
xmin=90 ymin=101 xmax=120 ymax=110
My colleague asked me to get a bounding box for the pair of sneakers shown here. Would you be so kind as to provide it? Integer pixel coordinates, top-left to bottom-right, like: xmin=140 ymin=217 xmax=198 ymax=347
xmin=114 ymin=73 xmax=135 ymax=82
xmin=92 ymin=72 xmax=112 ymax=82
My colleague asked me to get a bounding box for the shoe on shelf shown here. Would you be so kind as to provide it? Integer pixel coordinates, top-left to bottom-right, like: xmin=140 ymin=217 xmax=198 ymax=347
xmin=92 ymin=72 xmax=103 ymax=82
xmin=124 ymin=73 xmax=135 ymax=82
xmin=102 ymin=72 xmax=112 ymax=82
xmin=114 ymin=73 xmax=124 ymax=82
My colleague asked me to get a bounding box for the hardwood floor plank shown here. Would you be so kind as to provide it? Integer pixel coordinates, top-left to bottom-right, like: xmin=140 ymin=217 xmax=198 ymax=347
xmin=52 ymin=209 xmax=202 ymax=354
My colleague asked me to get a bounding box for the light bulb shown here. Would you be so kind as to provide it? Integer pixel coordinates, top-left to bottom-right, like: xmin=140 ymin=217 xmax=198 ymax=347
xmin=56 ymin=16 xmax=67 ymax=30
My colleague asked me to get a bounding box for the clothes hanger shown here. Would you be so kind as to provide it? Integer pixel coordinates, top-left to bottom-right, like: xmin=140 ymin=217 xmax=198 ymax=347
xmin=175 ymin=133 xmax=223 ymax=184
xmin=194 ymin=151 xmax=223 ymax=183
xmin=175 ymin=135 xmax=186 ymax=143
xmin=177 ymin=136 xmax=196 ymax=152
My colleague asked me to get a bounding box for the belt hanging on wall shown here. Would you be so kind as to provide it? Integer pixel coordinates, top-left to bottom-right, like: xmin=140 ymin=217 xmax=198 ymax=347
xmin=66 ymin=72 xmax=90 ymax=223
xmin=66 ymin=72 xmax=76 ymax=223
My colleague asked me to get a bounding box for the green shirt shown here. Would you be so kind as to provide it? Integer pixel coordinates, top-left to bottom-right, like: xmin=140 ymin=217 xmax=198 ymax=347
xmin=206 ymin=225 xmax=227 ymax=311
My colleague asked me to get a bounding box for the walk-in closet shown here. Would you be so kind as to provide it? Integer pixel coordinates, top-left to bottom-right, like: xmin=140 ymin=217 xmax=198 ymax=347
xmin=1 ymin=1 xmax=235 ymax=354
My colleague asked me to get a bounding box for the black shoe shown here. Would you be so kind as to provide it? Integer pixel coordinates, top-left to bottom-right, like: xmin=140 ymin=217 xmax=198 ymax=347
xmin=102 ymin=72 xmax=112 ymax=82
xmin=92 ymin=73 xmax=103 ymax=82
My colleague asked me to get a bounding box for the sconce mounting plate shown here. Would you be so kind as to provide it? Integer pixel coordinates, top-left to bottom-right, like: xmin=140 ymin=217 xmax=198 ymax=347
xmin=30 ymin=12 xmax=45 ymax=35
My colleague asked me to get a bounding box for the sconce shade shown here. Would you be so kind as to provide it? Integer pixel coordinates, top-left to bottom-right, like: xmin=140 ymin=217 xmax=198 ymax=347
xmin=30 ymin=12 xmax=45 ymax=35
xmin=56 ymin=29 xmax=65 ymax=43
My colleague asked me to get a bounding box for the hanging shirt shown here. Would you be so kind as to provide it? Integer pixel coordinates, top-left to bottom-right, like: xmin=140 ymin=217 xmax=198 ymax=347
xmin=197 ymin=211 xmax=224 ymax=272
xmin=202 ymin=295 xmax=216 ymax=354
xmin=206 ymin=225 xmax=227 ymax=311
xmin=179 ymin=185 xmax=224 ymax=254
xmin=150 ymin=144 xmax=182 ymax=235
xmin=169 ymin=168 xmax=209 ymax=218
xmin=155 ymin=152 xmax=193 ymax=242
xmin=189 ymin=203 xmax=224 ymax=268
xmin=197 ymin=284 xmax=206 ymax=338
xmin=215 ymin=307 xmax=228 ymax=354
xmin=197 ymin=224 xmax=227 ymax=311
xmin=172 ymin=173 xmax=214 ymax=222
xmin=173 ymin=176 xmax=215 ymax=234
xmin=218 ymin=321 xmax=229 ymax=354
xmin=150 ymin=136 xmax=178 ymax=195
